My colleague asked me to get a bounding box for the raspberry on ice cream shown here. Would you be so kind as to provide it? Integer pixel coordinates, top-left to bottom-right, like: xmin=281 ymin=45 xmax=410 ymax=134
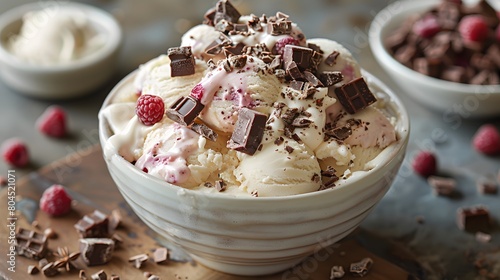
xmin=1 ymin=138 xmax=29 ymax=168
xmin=40 ymin=185 xmax=72 ymax=216
xmin=36 ymin=106 xmax=67 ymax=138
xmin=136 ymin=94 xmax=165 ymax=126
xmin=412 ymin=151 xmax=437 ymax=177
xmin=472 ymin=124 xmax=500 ymax=155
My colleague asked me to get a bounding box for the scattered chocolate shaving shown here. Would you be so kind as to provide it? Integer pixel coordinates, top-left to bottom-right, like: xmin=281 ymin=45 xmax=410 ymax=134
xmin=456 ymin=205 xmax=491 ymax=233
xmin=251 ymin=190 xmax=259 ymax=197
xmin=129 ymin=254 xmax=149 ymax=269
xmin=91 ymin=270 xmax=107 ymax=280
xmin=166 ymin=96 xmax=205 ymax=126
xmin=27 ymin=265 xmax=39 ymax=275
xmin=16 ymin=228 xmax=48 ymax=260
xmin=318 ymin=71 xmax=343 ymax=87
xmin=74 ymin=210 xmax=109 ymax=238
xmin=154 ymin=247 xmax=169 ymax=264
xmin=215 ymin=19 xmax=234 ymax=33
xmin=79 ymin=238 xmax=115 ymax=266
xmin=191 ymin=123 xmax=218 ymax=141
xmin=285 ymin=145 xmax=294 ymax=154
xmin=312 ymin=173 xmax=321 ymax=183
xmin=286 ymin=61 xmax=305 ymax=81
xmin=324 ymin=51 xmax=340 ymax=66
xmin=274 ymin=136 xmax=284 ymax=145
xmin=215 ymin=180 xmax=226 ymax=192
xmin=427 ymin=176 xmax=456 ymax=196
xmin=229 ymin=54 xmax=247 ymax=69
xmin=204 ymin=182 xmax=214 ymax=188
xmin=349 ymin=257 xmax=373 ymax=277
xmin=227 ymin=108 xmax=267 ymax=155
xmin=167 ymin=46 xmax=195 ymax=77
xmin=330 ymin=265 xmax=345 ymax=279
xmin=334 ymin=77 xmax=377 ymax=114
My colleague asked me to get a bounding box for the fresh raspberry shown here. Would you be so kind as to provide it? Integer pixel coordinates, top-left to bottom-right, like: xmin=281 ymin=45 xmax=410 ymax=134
xmin=472 ymin=124 xmax=500 ymax=155
xmin=274 ymin=37 xmax=300 ymax=55
xmin=458 ymin=15 xmax=490 ymax=42
xmin=412 ymin=151 xmax=437 ymax=177
xmin=40 ymin=185 xmax=72 ymax=216
xmin=190 ymin=84 xmax=205 ymax=100
xmin=412 ymin=15 xmax=441 ymax=38
xmin=1 ymin=138 xmax=29 ymax=168
xmin=36 ymin=106 xmax=67 ymax=138
xmin=136 ymin=94 xmax=165 ymax=126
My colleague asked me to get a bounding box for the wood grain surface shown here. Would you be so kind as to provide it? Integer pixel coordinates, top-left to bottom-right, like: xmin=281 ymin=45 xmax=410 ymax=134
xmin=0 ymin=145 xmax=416 ymax=280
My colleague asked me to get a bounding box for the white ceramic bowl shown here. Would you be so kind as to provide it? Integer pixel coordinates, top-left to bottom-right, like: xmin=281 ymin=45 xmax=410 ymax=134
xmin=98 ymin=70 xmax=409 ymax=276
xmin=369 ymin=0 xmax=500 ymax=118
xmin=0 ymin=2 xmax=122 ymax=99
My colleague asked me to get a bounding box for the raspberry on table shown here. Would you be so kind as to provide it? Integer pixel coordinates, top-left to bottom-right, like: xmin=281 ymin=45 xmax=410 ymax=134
xmin=458 ymin=15 xmax=489 ymax=42
xmin=190 ymin=84 xmax=205 ymax=100
xmin=472 ymin=124 xmax=500 ymax=155
xmin=36 ymin=106 xmax=67 ymax=138
xmin=412 ymin=151 xmax=437 ymax=177
xmin=1 ymin=138 xmax=29 ymax=168
xmin=412 ymin=15 xmax=441 ymax=38
xmin=135 ymin=94 xmax=165 ymax=126
xmin=40 ymin=185 xmax=72 ymax=216
xmin=274 ymin=37 xmax=300 ymax=55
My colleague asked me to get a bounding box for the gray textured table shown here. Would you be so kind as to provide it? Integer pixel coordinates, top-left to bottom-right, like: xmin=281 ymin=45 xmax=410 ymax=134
xmin=1 ymin=0 xmax=499 ymax=279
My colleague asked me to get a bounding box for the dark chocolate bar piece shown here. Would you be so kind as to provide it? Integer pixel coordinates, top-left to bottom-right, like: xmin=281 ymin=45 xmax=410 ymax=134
xmin=324 ymin=51 xmax=340 ymax=66
xmin=79 ymin=238 xmax=115 ymax=266
xmin=227 ymin=108 xmax=268 ymax=155
xmin=191 ymin=123 xmax=218 ymax=141
xmin=74 ymin=210 xmax=109 ymax=238
xmin=16 ymin=228 xmax=48 ymax=260
xmin=214 ymin=0 xmax=241 ymax=24
xmin=318 ymin=71 xmax=343 ymax=87
xmin=166 ymin=96 xmax=205 ymax=126
xmin=167 ymin=46 xmax=195 ymax=77
xmin=456 ymin=205 xmax=491 ymax=233
xmin=283 ymin=45 xmax=313 ymax=71
xmin=334 ymin=77 xmax=377 ymax=114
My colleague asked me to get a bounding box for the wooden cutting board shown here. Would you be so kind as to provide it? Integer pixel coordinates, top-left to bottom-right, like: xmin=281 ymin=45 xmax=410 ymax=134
xmin=0 ymin=145 xmax=418 ymax=280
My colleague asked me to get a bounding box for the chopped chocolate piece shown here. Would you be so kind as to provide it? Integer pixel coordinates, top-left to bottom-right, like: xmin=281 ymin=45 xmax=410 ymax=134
xmin=274 ymin=137 xmax=284 ymax=145
xmin=215 ymin=19 xmax=234 ymax=33
xmin=205 ymin=33 xmax=232 ymax=55
xmin=318 ymin=71 xmax=344 ymax=87
xmin=292 ymin=116 xmax=312 ymax=128
xmin=476 ymin=232 xmax=491 ymax=243
xmin=285 ymin=145 xmax=294 ymax=154
xmin=204 ymin=182 xmax=213 ymax=188
xmin=110 ymin=275 xmax=120 ymax=280
xmin=441 ymin=66 xmax=466 ymax=83
xmin=109 ymin=209 xmax=122 ymax=232
xmin=214 ymin=0 xmax=241 ymax=24
xmin=303 ymin=71 xmax=324 ymax=87
xmin=327 ymin=126 xmax=352 ymax=141
xmin=330 ymin=265 xmax=345 ymax=279
xmin=267 ymin=20 xmax=292 ymax=35
xmin=166 ymin=96 xmax=205 ymax=126
xmin=269 ymin=55 xmax=282 ymax=69
xmin=349 ymin=257 xmax=373 ymax=277
xmin=28 ymin=265 xmax=39 ymax=275
xmin=191 ymin=123 xmax=218 ymax=141
xmin=42 ymin=262 xmax=59 ymax=277
xmin=321 ymin=166 xmax=337 ymax=178
xmin=74 ymin=210 xmax=109 ymax=238
xmin=334 ymin=77 xmax=377 ymax=114
xmin=324 ymin=51 xmax=340 ymax=66
xmin=283 ymin=45 xmax=313 ymax=70
xmin=476 ymin=179 xmax=498 ymax=195
xmin=275 ymin=68 xmax=286 ymax=80
xmin=16 ymin=228 xmax=48 ymax=260
xmin=289 ymin=80 xmax=305 ymax=91
xmin=79 ymin=238 xmax=115 ymax=266
xmin=228 ymin=108 xmax=268 ymax=155
xmin=233 ymin=23 xmax=249 ymax=33
xmin=223 ymin=43 xmax=245 ymax=56
xmin=215 ymin=180 xmax=226 ymax=192
xmin=39 ymin=258 xmax=49 ymax=268
xmin=91 ymin=270 xmax=107 ymax=280
xmin=281 ymin=108 xmax=299 ymax=125
xmin=167 ymin=46 xmax=195 ymax=77
xmin=286 ymin=61 xmax=305 ymax=81
xmin=427 ymin=176 xmax=456 ymax=196
xmin=309 ymin=51 xmax=323 ymax=71
xmin=229 ymin=55 xmax=247 ymax=69
xmin=44 ymin=228 xmax=57 ymax=239
xmin=457 ymin=205 xmax=491 ymax=233
xmin=203 ymin=7 xmax=216 ymax=26
xmin=312 ymin=173 xmax=321 ymax=183
xmin=248 ymin=14 xmax=263 ymax=31
xmin=153 ymin=247 xmax=169 ymax=264
xmin=129 ymin=254 xmax=149 ymax=269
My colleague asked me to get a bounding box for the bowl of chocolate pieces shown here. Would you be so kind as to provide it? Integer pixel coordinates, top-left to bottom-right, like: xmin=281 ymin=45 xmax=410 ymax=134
xmin=370 ymin=0 xmax=500 ymax=117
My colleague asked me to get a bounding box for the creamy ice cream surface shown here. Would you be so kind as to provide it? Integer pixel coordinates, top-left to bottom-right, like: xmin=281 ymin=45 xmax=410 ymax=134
xmin=101 ymin=0 xmax=399 ymax=197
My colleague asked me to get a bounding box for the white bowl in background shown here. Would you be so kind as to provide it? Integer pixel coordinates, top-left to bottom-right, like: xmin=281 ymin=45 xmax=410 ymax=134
xmin=98 ymin=70 xmax=409 ymax=276
xmin=369 ymin=0 xmax=500 ymax=118
xmin=0 ymin=2 xmax=122 ymax=99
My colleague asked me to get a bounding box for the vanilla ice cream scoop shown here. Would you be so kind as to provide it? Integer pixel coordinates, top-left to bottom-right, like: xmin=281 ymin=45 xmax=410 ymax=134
xmin=8 ymin=7 xmax=105 ymax=65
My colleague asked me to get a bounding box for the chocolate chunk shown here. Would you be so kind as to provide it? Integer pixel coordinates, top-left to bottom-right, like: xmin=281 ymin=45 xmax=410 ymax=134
xmin=223 ymin=43 xmax=245 ymax=56
xmin=324 ymin=51 xmax=340 ymax=66
xmin=281 ymin=108 xmax=299 ymax=125
xmin=267 ymin=20 xmax=292 ymax=35
xmin=303 ymin=71 xmax=324 ymax=87
xmin=233 ymin=23 xmax=249 ymax=33
xmin=286 ymin=61 xmax=305 ymax=81
xmin=456 ymin=205 xmax=491 ymax=233
xmin=153 ymin=247 xmax=169 ymax=264
xmin=42 ymin=263 xmax=59 ymax=277
xmin=334 ymin=77 xmax=377 ymax=114
xmin=327 ymin=126 xmax=352 ymax=141
xmin=318 ymin=71 xmax=344 ymax=87
xmin=16 ymin=228 xmax=48 ymax=260
xmin=167 ymin=46 xmax=195 ymax=77
xmin=203 ymin=7 xmax=216 ymax=26
xmin=285 ymin=145 xmax=294 ymax=154
xmin=79 ymin=270 xmax=87 ymax=280
xmin=91 ymin=270 xmax=107 ymax=280
xmin=128 ymin=254 xmax=149 ymax=269
xmin=214 ymin=19 xmax=234 ymax=33
xmin=283 ymin=45 xmax=313 ymax=70
xmin=75 ymin=210 xmax=109 ymax=238
xmin=214 ymin=0 xmax=241 ymax=24
xmin=248 ymin=14 xmax=263 ymax=31
xmin=289 ymin=80 xmax=305 ymax=91
xmin=27 ymin=265 xmax=39 ymax=275
xmin=166 ymin=96 xmax=205 ymax=126
xmin=110 ymin=275 xmax=120 ymax=280
xmin=39 ymin=258 xmax=49 ymax=268
xmin=111 ymin=233 xmax=124 ymax=245
xmin=227 ymin=108 xmax=267 ymax=155
xmin=330 ymin=265 xmax=345 ymax=279
xmin=191 ymin=123 xmax=218 ymax=141
xmin=309 ymin=51 xmax=323 ymax=71
xmin=349 ymin=257 xmax=373 ymax=277
xmin=269 ymin=55 xmax=282 ymax=69
xmin=427 ymin=176 xmax=456 ymax=196
xmin=205 ymin=33 xmax=232 ymax=55
xmin=79 ymin=238 xmax=115 ymax=266
xmin=476 ymin=179 xmax=498 ymax=195
xmin=229 ymin=55 xmax=247 ymax=69
xmin=321 ymin=166 xmax=337 ymax=178
xmin=291 ymin=116 xmax=312 ymax=128
xmin=215 ymin=180 xmax=226 ymax=192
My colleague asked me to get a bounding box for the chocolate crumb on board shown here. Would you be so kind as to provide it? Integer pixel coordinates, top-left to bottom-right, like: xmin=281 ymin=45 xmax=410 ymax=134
xmin=74 ymin=210 xmax=109 ymax=238
xmin=91 ymin=270 xmax=107 ymax=280
xmin=79 ymin=238 xmax=115 ymax=266
xmin=427 ymin=176 xmax=456 ymax=196
xmin=349 ymin=257 xmax=373 ymax=277
xmin=27 ymin=265 xmax=39 ymax=275
xmin=148 ymin=275 xmax=161 ymax=280
xmin=110 ymin=275 xmax=120 ymax=280
xmin=44 ymin=228 xmax=57 ymax=239
xmin=456 ymin=205 xmax=491 ymax=233
xmin=475 ymin=232 xmax=491 ymax=243
xmin=476 ymin=178 xmax=498 ymax=195
xmin=330 ymin=265 xmax=345 ymax=279
xmin=79 ymin=270 xmax=87 ymax=280
xmin=39 ymin=258 xmax=48 ymax=268
xmin=153 ymin=247 xmax=169 ymax=264
xmin=129 ymin=253 xmax=149 ymax=269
